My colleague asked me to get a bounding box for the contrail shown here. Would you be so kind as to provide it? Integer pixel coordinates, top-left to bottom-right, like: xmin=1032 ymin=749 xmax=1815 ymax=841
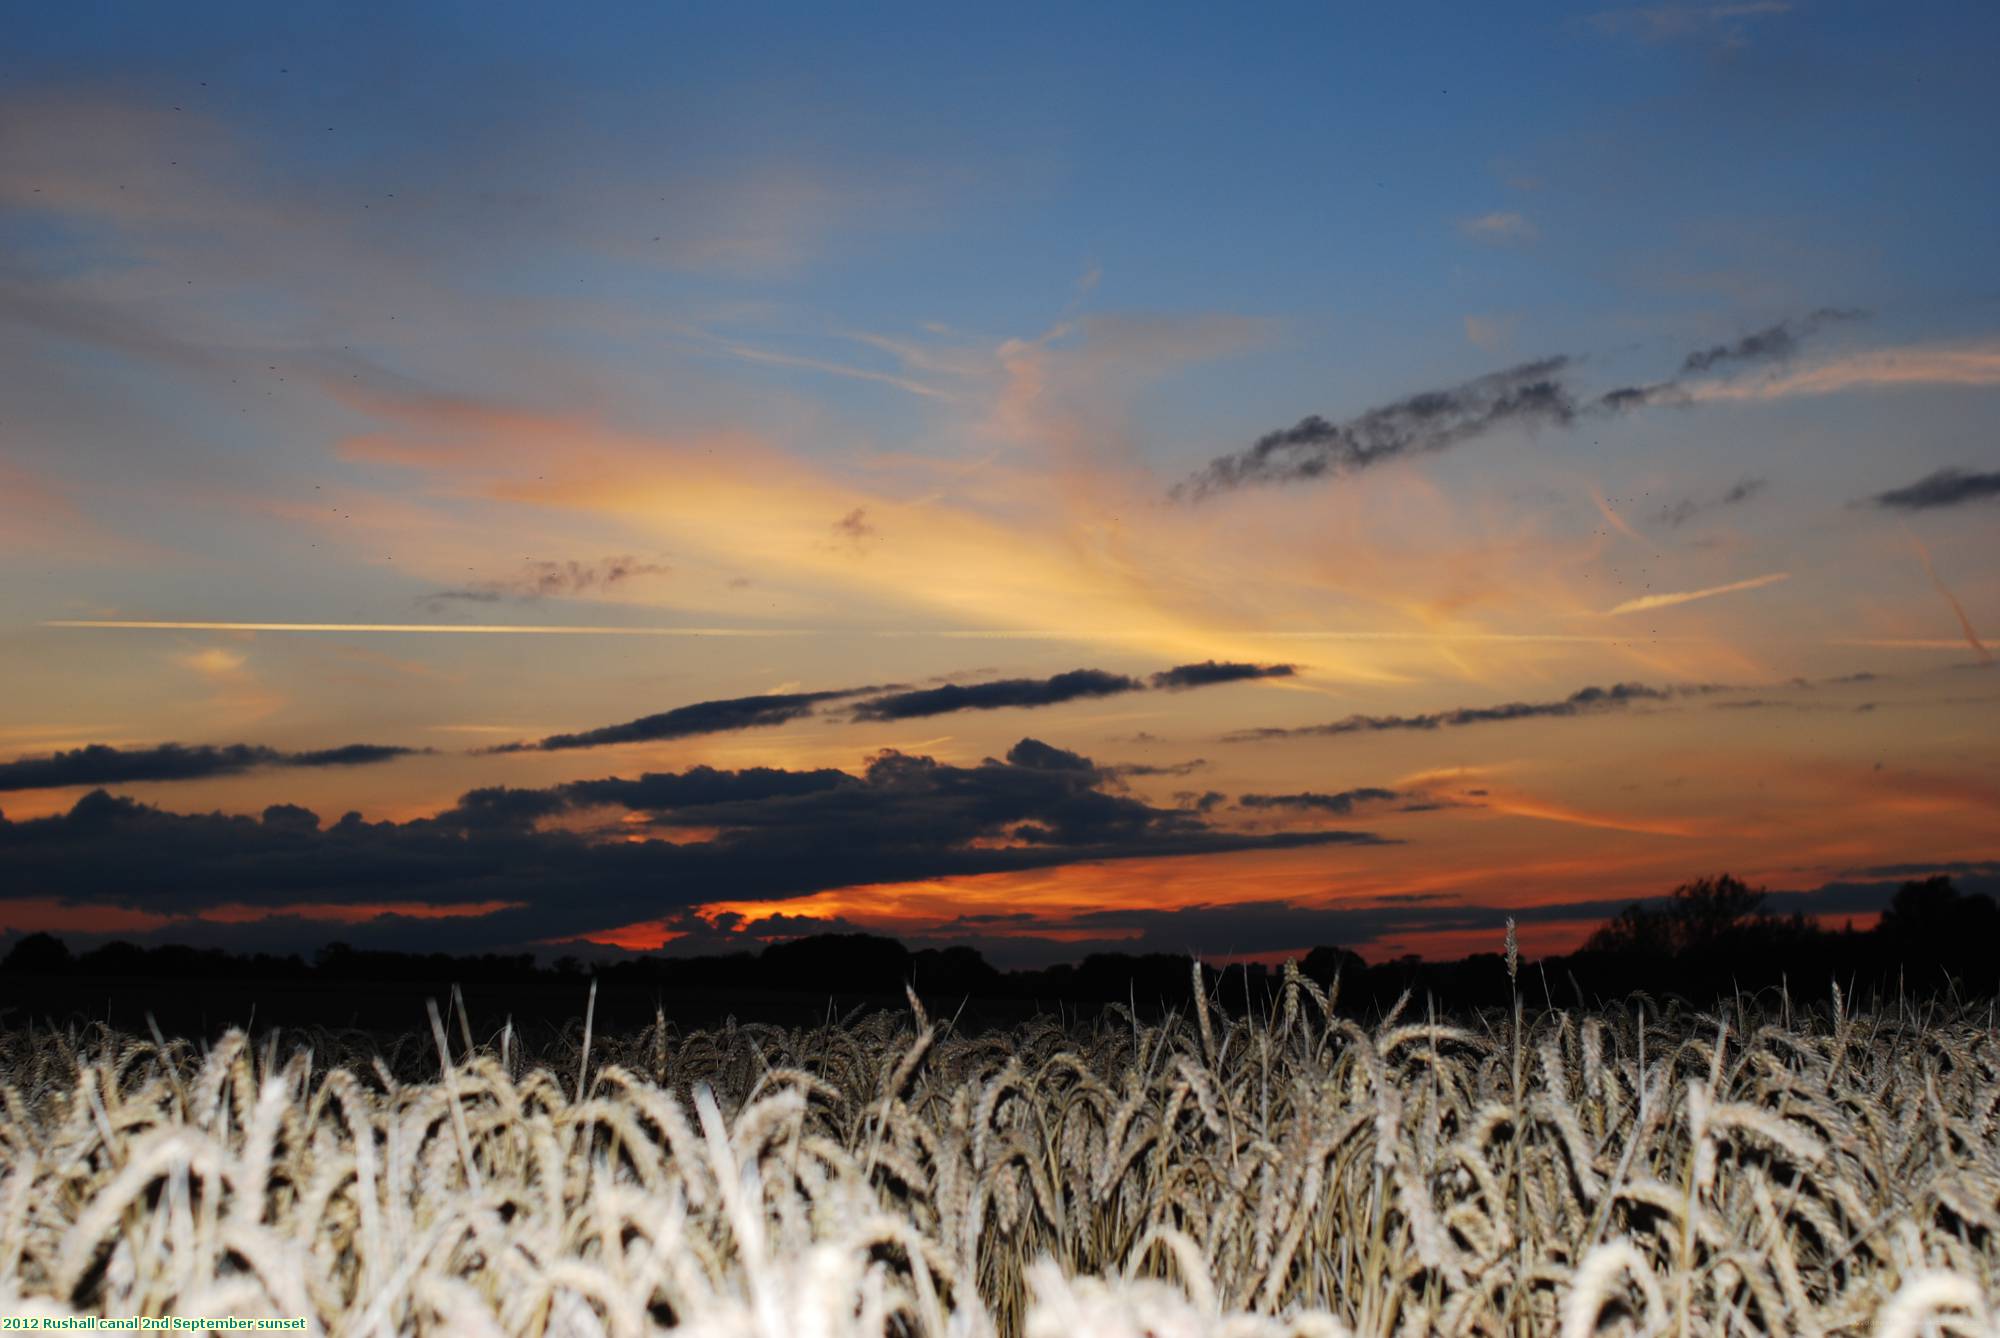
xmin=35 ymin=620 xmax=1721 ymax=645
xmin=43 ymin=620 xmax=812 ymax=636
xmin=1908 ymin=535 xmax=1993 ymax=663
xmin=1264 ymin=631 xmax=1706 ymax=643
xmin=1589 ymin=486 xmax=1655 ymax=550
xmin=1828 ymin=637 xmax=1982 ymax=651
xmin=1603 ymin=572 xmax=1790 ymax=616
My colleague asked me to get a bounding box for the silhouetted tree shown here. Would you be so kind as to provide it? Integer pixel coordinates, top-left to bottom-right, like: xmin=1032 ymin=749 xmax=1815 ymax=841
xmin=910 ymin=945 xmax=1002 ymax=996
xmin=1586 ymin=874 xmax=1782 ymax=956
xmin=1875 ymin=876 xmax=2000 ymax=991
xmin=1 ymin=932 xmax=71 ymax=974
xmin=1878 ymin=875 xmax=1997 ymax=941
xmin=1299 ymin=945 xmax=1366 ymax=988
xmin=314 ymin=941 xmax=356 ymax=973
xmin=74 ymin=941 xmax=148 ymax=975
xmin=760 ymin=933 xmax=910 ymax=995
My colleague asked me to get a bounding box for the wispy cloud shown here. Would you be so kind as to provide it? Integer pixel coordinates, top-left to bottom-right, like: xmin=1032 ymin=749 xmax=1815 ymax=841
xmin=1657 ymin=476 xmax=1767 ymax=528
xmin=850 ymin=661 xmax=1301 ymax=721
xmin=488 ymin=686 xmax=891 ymax=753
xmin=1175 ymin=357 xmax=1575 ymax=499
xmin=1603 ymin=571 xmax=1789 ymax=616
xmin=1473 ymin=793 xmax=1699 ymax=837
xmin=418 ymin=556 xmax=670 ymax=607
xmin=1586 ymin=2 xmax=1793 ymax=46
xmin=1458 ymin=212 xmax=1537 ymax=242
xmin=690 ymin=332 xmax=957 ymax=400
xmin=1148 ymin=661 xmax=1296 ymax=690
xmin=0 ymin=741 xmax=424 ymax=792
xmin=1688 ymin=342 xmax=2000 ymax=402
xmin=1179 ymin=308 xmax=1863 ymax=499
xmin=1679 ymin=309 xmax=1866 ymax=375
xmin=831 ymin=507 xmax=879 ymax=550
xmin=851 ymin=670 xmax=1144 ymax=722
xmin=1225 ymin=681 xmax=1689 ymax=742
xmin=172 ymin=646 xmax=285 ymax=722
xmin=1593 ymin=311 xmax=1870 ymax=412
xmin=1237 ymin=787 xmax=1400 ymax=815
xmin=1463 ymin=314 xmax=1514 ymax=350
xmin=1870 ymin=468 xmax=2000 ymax=511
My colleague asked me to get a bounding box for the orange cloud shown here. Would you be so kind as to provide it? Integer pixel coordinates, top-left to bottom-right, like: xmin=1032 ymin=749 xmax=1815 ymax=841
xmin=0 ymin=898 xmax=177 ymax=936
xmin=1471 ymin=793 xmax=1700 ymax=837
xmin=173 ymin=644 xmax=285 ymax=722
xmin=316 ymin=372 xmax=1425 ymax=677
xmin=1689 ymin=341 xmax=2000 ymax=400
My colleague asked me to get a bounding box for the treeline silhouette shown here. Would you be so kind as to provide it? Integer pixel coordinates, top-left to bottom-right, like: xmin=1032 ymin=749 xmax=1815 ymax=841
xmin=1 ymin=874 xmax=1992 ymax=1036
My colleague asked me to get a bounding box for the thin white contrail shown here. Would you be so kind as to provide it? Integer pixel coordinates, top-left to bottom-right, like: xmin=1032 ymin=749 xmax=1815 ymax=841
xmin=1602 ymin=571 xmax=1789 ymax=616
xmin=44 ymin=619 xmax=1721 ymax=645
xmin=1264 ymin=631 xmax=1705 ymax=643
xmin=43 ymin=620 xmax=811 ymax=636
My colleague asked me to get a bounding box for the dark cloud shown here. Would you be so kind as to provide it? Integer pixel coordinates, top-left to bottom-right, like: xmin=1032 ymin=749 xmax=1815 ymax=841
xmin=291 ymin=744 xmax=423 ymax=767
xmin=1238 ymin=787 xmax=1401 ymax=814
xmin=635 ymin=909 xmax=879 ymax=959
xmin=1604 ymin=311 xmax=1867 ymax=412
xmin=832 ymin=508 xmax=877 ymax=543
xmin=1869 ymin=468 xmax=2000 ymax=511
xmin=564 ymin=765 xmax=859 ymax=810
xmin=1225 ymin=681 xmax=1685 ymax=742
xmin=433 ymin=785 xmax=575 ymax=831
xmin=1842 ymin=859 xmax=2000 ymax=881
xmin=1657 ymin=476 xmax=1767 ymax=527
xmin=0 ymin=741 xmax=424 ymax=793
xmin=0 ymin=742 xmax=1391 ymax=952
xmin=1176 ymin=357 xmax=1575 ymax=499
xmin=1182 ymin=310 xmax=1860 ymax=498
xmin=420 ymin=555 xmax=669 ymax=607
xmin=490 ymin=686 xmax=889 ymax=753
xmin=1679 ymin=308 xmax=1866 ymax=375
xmin=259 ymin=803 xmax=322 ymax=834
xmin=851 ymin=661 xmax=1301 ymax=722
xmin=1104 ymin=758 xmax=1209 ymax=778
xmin=1657 ymin=499 xmax=1699 ymax=527
xmin=851 ymin=669 xmax=1144 ymax=721
xmin=1002 ymin=738 xmax=1096 ymax=772
xmin=1591 ymin=381 xmax=1694 ymax=412
xmin=1149 ymin=660 xmax=1297 ymax=690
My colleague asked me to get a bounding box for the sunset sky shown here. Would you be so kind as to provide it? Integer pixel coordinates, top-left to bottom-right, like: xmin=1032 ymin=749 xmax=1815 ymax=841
xmin=4 ymin=1 xmax=1997 ymax=967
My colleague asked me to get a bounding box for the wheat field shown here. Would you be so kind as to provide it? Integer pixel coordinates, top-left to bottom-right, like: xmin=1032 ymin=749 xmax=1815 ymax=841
xmin=0 ymin=965 xmax=1994 ymax=1336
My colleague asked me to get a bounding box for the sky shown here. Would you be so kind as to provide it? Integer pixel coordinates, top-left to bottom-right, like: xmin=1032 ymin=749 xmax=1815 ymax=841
xmin=3 ymin=0 xmax=1997 ymax=969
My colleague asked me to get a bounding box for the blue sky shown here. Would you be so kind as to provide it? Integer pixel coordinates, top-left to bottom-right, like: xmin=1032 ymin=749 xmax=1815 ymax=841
xmin=2 ymin=1 xmax=1997 ymax=964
